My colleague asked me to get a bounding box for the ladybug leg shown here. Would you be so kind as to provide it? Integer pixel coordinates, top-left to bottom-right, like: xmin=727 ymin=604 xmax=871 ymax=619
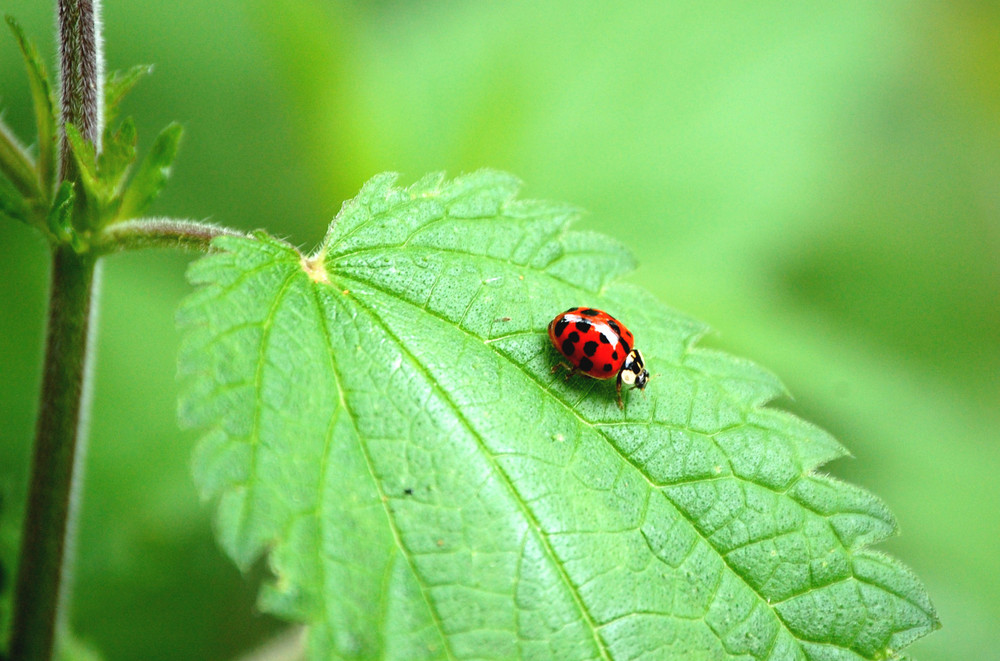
xmin=551 ymin=362 xmax=577 ymax=381
xmin=616 ymin=378 xmax=625 ymax=410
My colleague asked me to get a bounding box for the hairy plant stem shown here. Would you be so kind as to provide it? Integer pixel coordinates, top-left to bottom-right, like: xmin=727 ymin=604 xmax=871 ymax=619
xmin=57 ymin=0 xmax=103 ymax=180
xmin=10 ymin=247 xmax=98 ymax=661
xmin=10 ymin=2 xmax=103 ymax=659
xmin=95 ymin=217 xmax=248 ymax=254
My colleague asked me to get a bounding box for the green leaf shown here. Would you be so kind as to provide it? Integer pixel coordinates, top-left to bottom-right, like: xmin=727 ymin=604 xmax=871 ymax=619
xmin=65 ymin=119 xmax=142 ymax=228
xmin=118 ymin=122 xmax=182 ymax=220
xmin=5 ymin=15 xmax=57 ymax=197
xmin=45 ymin=181 xmax=83 ymax=251
xmin=0 ymin=168 xmax=29 ymax=226
xmin=178 ymin=171 xmax=938 ymax=660
xmin=63 ymin=123 xmax=100 ymax=204
xmin=103 ymin=64 xmax=154 ymax=128
xmin=0 ymin=116 xmax=39 ymax=201
xmin=56 ymin=631 xmax=104 ymax=661
xmin=97 ymin=117 xmax=137 ymax=197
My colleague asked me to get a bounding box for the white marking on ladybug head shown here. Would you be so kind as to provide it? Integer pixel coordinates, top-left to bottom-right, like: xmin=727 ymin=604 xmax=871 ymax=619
xmin=634 ymin=369 xmax=649 ymax=390
xmin=620 ymin=369 xmax=636 ymax=386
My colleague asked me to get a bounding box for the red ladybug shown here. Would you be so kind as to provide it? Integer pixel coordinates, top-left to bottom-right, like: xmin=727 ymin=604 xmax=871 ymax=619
xmin=547 ymin=307 xmax=650 ymax=409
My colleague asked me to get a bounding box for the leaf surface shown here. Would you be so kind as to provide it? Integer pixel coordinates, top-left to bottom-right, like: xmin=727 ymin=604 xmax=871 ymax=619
xmin=118 ymin=122 xmax=182 ymax=220
xmin=4 ymin=16 xmax=56 ymax=197
xmin=178 ymin=171 xmax=937 ymax=660
xmin=104 ymin=65 xmax=154 ymax=128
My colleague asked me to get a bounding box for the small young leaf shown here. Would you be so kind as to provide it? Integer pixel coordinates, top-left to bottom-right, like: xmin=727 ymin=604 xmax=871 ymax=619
xmin=0 ymin=115 xmax=39 ymax=200
xmin=63 ymin=123 xmax=99 ymax=190
xmin=5 ymin=15 xmax=57 ymax=196
xmin=45 ymin=181 xmax=81 ymax=249
xmin=0 ymin=159 xmax=30 ymax=226
xmin=104 ymin=64 xmax=154 ymax=128
xmin=179 ymin=172 xmax=939 ymax=659
xmin=97 ymin=116 xmax=137 ymax=196
xmin=118 ymin=122 xmax=182 ymax=220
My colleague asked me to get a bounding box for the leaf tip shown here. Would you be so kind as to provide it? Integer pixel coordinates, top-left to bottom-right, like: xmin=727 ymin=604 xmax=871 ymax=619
xmin=4 ymin=14 xmax=21 ymax=34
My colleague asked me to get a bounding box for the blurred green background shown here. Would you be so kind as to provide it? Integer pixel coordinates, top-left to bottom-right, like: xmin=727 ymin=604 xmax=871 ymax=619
xmin=2 ymin=1 xmax=997 ymax=659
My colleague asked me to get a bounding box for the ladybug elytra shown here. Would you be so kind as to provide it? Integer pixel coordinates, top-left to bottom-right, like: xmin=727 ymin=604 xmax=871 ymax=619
xmin=547 ymin=307 xmax=649 ymax=409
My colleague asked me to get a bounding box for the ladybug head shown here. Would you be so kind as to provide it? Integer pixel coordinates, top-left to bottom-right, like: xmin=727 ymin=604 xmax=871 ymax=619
xmin=618 ymin=349 xmax=650 ymax=391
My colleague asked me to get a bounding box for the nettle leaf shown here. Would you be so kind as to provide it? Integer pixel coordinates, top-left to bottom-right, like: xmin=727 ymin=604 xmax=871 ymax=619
xmin=5 ymin=15 xmax=57 ymax=196
xmin=0 ymin=168 xmax=29 ymax=225
xmin=98 ymin=116 xmax=138 ymax=196
xmin=0 ymin=116 xmax=39 ymax=202
xmin=178 ymin=171 xmax=938 ymax=660
xmin=63 ymin=123 xmax=100 ymax=206
xmin=104 ymin=64 xmax=154 ymax=128
xmin=64 ymin=116 xmax=178 ymax=227
xmin=118 ymin=122 xmax=182 ymax=220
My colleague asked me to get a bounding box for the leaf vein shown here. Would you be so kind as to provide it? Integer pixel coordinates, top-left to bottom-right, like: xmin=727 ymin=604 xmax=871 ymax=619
xmin=311 ymin=284 xmax=457 ymax=660
xmin=235 ymin=268 xmax=299 ymax=555
xmin=340 ymin=285 xmax=612 ymax=661
xmin=335 ymin=273 xmax=811 ymax=655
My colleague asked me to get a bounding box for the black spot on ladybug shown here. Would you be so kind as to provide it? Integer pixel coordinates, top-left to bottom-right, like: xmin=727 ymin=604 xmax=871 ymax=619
xmin=612 ymin=351 xmax=619 ymax=360
xmin=567 ymin=331 xmax=580 ymax=343
xmin=620 ymin=339 xmax=631 ymax=354
xmin=575 ymin=320 xmax=591 ymax=333
xmin=554 ymin=318 xmax=569 ymax=338
xmin=598 ymin=333 xmax=611 ymax=344
xmin=578 ymin=356 xmax=594 ymax=372
xmin=561 ymin=338 xmax=576 ymax=356
xmin=581 ymin=309 xmax=600 ymax=316
xmin=607 ymin=320 xmax=622 ymax=336
xmin=603 ymin=363 xmax=614 ymax=372
xmin=583 ymin=341 xmax=599 ymax=356
xmin=565 ymin=307 xmax=578 ymax=314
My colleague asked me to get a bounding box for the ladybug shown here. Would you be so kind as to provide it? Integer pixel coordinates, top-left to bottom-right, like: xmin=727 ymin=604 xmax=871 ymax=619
xmin=547 ymin=307 xmax=650 ymax=409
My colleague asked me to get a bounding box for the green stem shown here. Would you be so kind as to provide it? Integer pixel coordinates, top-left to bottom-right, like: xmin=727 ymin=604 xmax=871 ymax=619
xmin=9 ymin=2 xmax=104 ymax=659
xmin=9 ymin=246 xmax=98 ymax=661
xmin=95 ymin=217 xmax=248 ymax=254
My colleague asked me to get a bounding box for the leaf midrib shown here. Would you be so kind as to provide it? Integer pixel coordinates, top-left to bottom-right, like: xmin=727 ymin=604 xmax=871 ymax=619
xmin=338 ymin=283 xmax=613 ymax=661
xmin=309 ymin=282 xmax=457 ymax=660
xmin=333 ymin=251 xmax=893 ymax=523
